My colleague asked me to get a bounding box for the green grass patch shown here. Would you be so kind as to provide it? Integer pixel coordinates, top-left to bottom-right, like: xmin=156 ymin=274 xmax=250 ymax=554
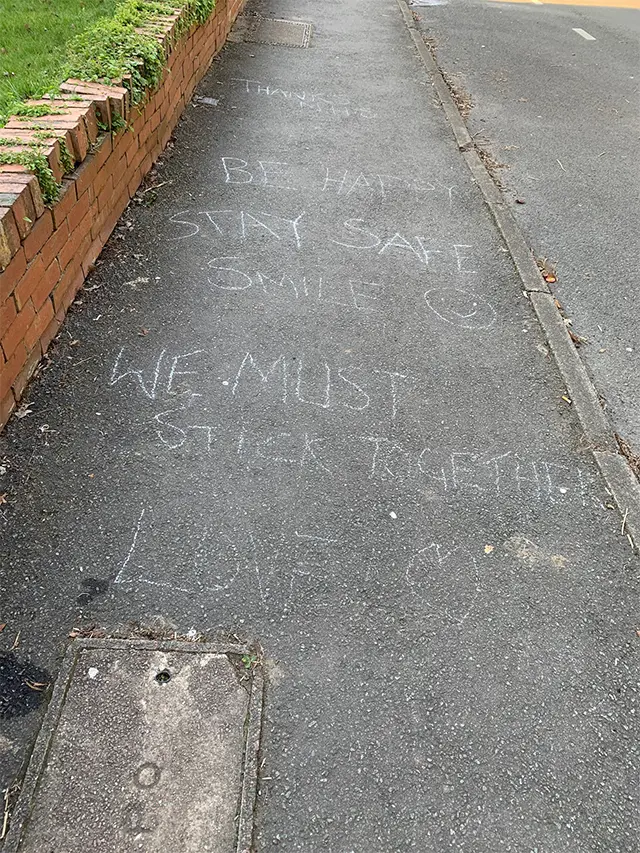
xmin=0 ymin=0 xmax=216 ymax=203
xmin=1 ymin=1 xmax=217 ymax=128
xmin=0 ymin=0 xmax=118 ymax=127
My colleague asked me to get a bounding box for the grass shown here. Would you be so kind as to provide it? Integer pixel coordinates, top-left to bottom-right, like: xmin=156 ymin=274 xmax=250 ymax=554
xmin=0 ymin=0 xmax=216 ymax=202
xmin=0 ymin=0 xmax=118 ymax=127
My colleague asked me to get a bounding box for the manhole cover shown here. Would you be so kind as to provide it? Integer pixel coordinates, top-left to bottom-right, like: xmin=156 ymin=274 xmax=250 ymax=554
xmin=3 ymin=639 xmax=263 ymax=853
xmin=231 ymin=15 xmax=313 ymax=48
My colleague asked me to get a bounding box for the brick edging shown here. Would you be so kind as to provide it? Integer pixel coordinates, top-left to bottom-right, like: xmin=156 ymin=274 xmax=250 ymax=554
xmin=0 ymin=0 xmax=244 ymax=428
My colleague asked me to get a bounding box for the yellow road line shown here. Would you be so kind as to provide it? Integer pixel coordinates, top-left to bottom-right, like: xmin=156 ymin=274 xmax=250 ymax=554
xmin=492 ymin=0 xmax=640 ymax=8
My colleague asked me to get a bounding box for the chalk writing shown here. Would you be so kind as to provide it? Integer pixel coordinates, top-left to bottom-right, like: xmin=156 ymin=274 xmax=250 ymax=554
xmin=424 ymin=288 xmax=496 ymax=330
xmin=219 ymin=156 xmax=456 ymax=205
xmin=331 ymin=219 xmax=478 ymax=271
xmin=165 ymin=209 xmax=478 ymax=274
xmin=109 ymin=347 xmax=412 ymax=427
xmin=110 ymin=503 xmax=592 ymax=624
xmin=229 ymin=78 xmax=376 ymax=119
xmin=167 ymin=209 xmax=305 ymax=248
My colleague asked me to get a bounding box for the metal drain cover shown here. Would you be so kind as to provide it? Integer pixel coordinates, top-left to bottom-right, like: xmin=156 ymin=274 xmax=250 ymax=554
xmin=231 ymin=15 xmax=312 ymax=48
xmin=4 ymin=639 xmax=263 ymax=853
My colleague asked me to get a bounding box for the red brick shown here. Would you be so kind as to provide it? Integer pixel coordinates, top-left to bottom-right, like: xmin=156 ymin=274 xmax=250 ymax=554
xmin=96 ymin=175 xmax=114 ymax=211
xmin=92 ymin=163 xmax=113 ymax=200
xmin=52 ymin=181 xmax=78 ymax=229
xmin=0 ymin=296 xmax=17 ymax=336
xmin=67 ymin=191 xmax=91 ymax=234
xmin=98 ymin=189 xmax=129 ymax=245
xmin=93 ymin=133 xmax=113 ymax=167
xmin=81 ymin=108 xmax=99 ymax=144
xmin=13 ymin=256 xmax=45 ymax=309
xmin=24 ymin=299 xmax=54 ymax=352
xmin=0 ymin=341 xmax=26 ymax=398
xmin=57 ymin=222 xmax=91 ymax=273
xmin=0 ymin=164 xmax=29 ymax=176
xmin=40 ymin=314 xmax=62 ymax=354
xmin=113 ymin=128 xmax=136 ymax=162
xmin=131 ymin=111 xmax=145 ymax=136
xmin=1 ymin=301 xmax=35 ymax=359
xmin=69 ymin=152 xmax=100 ymax=202
xmin=0 ymin=248 xmax=27 ymax=300
xmin=52 ymin=264 xmax=84 ymax=314
xmin=127 ymin=166 xmax=143 ymax=199
xmin=81 ymin=237 xmax=104 ymax=276
xmin=0 ymin=207 xmax=21 ymax=269
xmin=11 ymin=342 xmax=41 ymax=399
xmin=40 ymin=219 xmax=70 ymax=269
xmin=0 ymin=184 xmax=36 ymax=241
xmin=23 ymin=210 xmax=54 ymax=263
xmin=0 ymin=391 xmax=16 ymax=428
xmin=68 ymin=119 xmax=89 ymax=162
xmin=29 ymin=260 xmax=61 ymax=311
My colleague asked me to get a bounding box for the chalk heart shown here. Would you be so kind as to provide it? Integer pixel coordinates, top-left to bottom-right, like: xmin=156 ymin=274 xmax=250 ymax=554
xmin=424 ymin=288 xmax=496 ymax=330
xmin=405 ymin=543 xmax=480 ymax=624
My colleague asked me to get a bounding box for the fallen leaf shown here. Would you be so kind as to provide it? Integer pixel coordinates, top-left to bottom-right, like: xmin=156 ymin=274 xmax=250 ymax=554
xmin=0 ymin=494 xmax=7 ymax=504
xmin=484 ymin=544 xmax=494 ymax=554
xmin=24 ymin=680 xmax=47 ymax=691
xmin=138 ymin=327 xmax=149 ymax=336
xmin=544 ymin=273 xmax=557 ymax=283
xmin=515 ymin=198 xmax=526 ymax=204
xmin=0 ymin=623 xmax=6 ymax=633
xmin=88 ymin=473 xmax=95 ymax=479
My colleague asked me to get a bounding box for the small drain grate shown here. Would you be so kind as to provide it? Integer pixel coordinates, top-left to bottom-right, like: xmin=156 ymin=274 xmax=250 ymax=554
xmin=232 ymin=15 xmax=312 ymax=48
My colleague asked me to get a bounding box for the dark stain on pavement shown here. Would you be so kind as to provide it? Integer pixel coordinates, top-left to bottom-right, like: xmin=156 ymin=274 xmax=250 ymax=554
xmin=76 ymin=578 xmax=110 ymax=605
xmin=0 ymin=653 xmax=50 ymax=718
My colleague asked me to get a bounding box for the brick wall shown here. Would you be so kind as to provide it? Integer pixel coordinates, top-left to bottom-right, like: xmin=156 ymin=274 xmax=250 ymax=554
xmin=0 ymin=0 xmax=245 ymax=429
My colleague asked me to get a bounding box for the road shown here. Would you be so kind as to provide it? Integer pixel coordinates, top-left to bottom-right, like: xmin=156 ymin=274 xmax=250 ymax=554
xmin=1 ymin=0 xmax=639 ymax=850
xmin=413 ymin=0 xmax=640 ymax=452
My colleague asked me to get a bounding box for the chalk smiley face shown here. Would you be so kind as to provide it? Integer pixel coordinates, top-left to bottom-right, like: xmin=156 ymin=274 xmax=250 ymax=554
xmin=424 ymin=287 xmax=496 ymax=330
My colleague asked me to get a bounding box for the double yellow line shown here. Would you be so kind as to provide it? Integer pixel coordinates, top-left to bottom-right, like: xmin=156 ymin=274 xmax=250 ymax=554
xmin=491 ymin=0 xmax=640 ymax=8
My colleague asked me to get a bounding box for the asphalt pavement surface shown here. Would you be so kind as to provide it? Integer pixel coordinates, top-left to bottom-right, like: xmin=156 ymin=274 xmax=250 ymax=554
xmin=1 ymin=0 xmax=639 ymax=850
xmin=412 ymin=0 xmax=640 ymax=448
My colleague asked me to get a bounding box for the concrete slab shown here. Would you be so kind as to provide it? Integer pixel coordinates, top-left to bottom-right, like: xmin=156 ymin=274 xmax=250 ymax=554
xmin=3 ymin=640 xmax=262 ymax=853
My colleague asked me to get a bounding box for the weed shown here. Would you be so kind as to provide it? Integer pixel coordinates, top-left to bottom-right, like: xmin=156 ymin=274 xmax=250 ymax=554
xmin=13 ymin=104 xmax=66 ymax=119
xmin=0 ymin=150 xmax=59 ymax=203
xmin=58 ymin=141 xmax=75 ymax=175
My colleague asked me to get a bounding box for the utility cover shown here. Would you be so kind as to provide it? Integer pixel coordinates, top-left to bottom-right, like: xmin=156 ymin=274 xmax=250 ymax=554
xmin=4 ymin=639 xmax=262 ymax=853
xmin=231 ymin=15 xmax=313 ymax=48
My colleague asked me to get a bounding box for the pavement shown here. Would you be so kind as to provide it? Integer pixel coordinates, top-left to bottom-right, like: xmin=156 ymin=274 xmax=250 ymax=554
xmin=1 ymin=0 xmax=639 ymax=850
xmin=411 ymin=0 xmax=640 ymax=449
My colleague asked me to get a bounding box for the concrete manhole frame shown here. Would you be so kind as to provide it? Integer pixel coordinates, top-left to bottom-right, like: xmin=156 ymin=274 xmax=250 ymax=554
xmin=2 ymin=638 xmax=264 ymax=853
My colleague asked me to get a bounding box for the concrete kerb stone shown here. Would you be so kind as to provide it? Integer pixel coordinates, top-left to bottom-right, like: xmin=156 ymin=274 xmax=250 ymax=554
xmin=2 ymin=638 xmax=263 ymax=853
xmin=395 ymin=0 xmax=640 ymax=549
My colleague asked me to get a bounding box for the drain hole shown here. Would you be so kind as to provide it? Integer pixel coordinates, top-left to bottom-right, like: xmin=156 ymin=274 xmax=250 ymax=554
xmin=155 ymin=670 xmax=171 ymax=684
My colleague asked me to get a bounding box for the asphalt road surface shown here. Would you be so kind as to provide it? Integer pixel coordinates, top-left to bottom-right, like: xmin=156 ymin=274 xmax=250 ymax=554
xmin=413 ymin=0 xmax=640 ymax=450
xmin=1 ymin=0 xmax=639 ymax=850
